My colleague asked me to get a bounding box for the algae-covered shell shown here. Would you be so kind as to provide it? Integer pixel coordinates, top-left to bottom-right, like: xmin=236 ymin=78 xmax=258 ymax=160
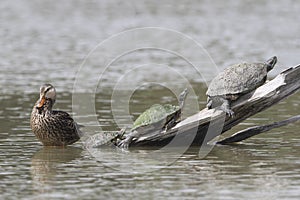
xmin=132 ymin=88 xmax=188 ymax=131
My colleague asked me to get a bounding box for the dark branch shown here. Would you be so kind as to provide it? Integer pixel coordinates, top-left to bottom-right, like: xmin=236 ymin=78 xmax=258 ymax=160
xmin=217 ymin=115 xmax=300 ymax=144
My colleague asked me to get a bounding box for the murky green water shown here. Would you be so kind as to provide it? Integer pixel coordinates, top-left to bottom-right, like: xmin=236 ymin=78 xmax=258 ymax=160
xmin=1 ymin=1 xmax=300 ymax=199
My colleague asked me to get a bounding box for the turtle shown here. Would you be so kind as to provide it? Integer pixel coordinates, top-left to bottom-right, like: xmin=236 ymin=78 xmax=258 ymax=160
xmin=206 ymin=56 xmax=277 ymax=117
xmin=117 ymin=88 xmax=188 ymax=148
xmin=84 ymin=128 xmax=127 ymax=148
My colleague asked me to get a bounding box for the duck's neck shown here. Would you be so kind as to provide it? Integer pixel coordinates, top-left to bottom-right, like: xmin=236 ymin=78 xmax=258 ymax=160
xmin=36 ymin=98 xmax=54 ymax=114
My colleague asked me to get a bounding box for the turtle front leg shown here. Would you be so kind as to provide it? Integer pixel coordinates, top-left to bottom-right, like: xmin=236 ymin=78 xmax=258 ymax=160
xmin=219 ymin=98 xmax=234 ymax=117
xmin=164 ymin=118 xmax=178 ymax=131
xmin=117 ymin=130 xmax=138 ymax=149
xmin=209 ymin=96 xmax=234 ymax=117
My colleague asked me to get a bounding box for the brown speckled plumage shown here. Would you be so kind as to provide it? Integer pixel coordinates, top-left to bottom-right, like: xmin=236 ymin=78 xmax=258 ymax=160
xmin=30 ymin=84 xmax=81 ymax=146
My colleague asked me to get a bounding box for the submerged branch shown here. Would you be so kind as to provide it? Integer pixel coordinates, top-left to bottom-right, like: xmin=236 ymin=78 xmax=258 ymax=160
xmin=217 ymin=115 xmax=300 ymax=144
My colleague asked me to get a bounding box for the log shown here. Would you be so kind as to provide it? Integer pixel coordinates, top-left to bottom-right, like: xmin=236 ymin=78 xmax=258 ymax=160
xmin=126 ymin=64 xmax=300 ymax=147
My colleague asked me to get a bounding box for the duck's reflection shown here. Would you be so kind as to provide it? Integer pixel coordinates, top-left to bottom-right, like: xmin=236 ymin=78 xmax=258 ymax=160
xmin=31 ymin=146 xmax=82 ymax=193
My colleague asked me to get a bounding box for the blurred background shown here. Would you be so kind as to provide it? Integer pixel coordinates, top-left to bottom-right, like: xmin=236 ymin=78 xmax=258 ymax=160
xmin=1 ymin=0 xmax=299 ymax=93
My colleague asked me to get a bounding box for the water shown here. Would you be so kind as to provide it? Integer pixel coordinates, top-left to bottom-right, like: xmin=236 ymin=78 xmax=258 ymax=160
xmin=1 ymin=0 xmax=300 ymax=199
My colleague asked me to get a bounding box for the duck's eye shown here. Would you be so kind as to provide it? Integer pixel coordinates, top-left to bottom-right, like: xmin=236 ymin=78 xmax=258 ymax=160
xmin=45 ymin=87 xmax=52 ymax=94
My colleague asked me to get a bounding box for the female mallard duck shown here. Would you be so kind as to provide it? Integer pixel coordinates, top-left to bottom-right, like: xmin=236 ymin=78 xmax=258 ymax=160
xmin=30 ymin=84 xmax=82 ymax=146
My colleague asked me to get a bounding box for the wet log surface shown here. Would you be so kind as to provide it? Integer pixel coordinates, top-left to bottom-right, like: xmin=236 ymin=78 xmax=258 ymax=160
xmin=128 ymin=64 xmax=300 ymax=147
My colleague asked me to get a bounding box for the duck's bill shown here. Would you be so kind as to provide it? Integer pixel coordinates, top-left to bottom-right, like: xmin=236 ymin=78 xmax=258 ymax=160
xmin=36 ymin=96 xmax=46 ymax=108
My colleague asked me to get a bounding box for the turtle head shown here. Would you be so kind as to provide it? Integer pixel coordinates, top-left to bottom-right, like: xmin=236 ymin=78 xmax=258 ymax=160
xmin=265 ymin=56 xmax=277 ymax=72
xmin=179 ymin=88 xmax=188 ymax=108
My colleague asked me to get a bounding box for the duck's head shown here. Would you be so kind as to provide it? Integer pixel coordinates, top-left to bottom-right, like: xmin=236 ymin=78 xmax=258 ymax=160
xmin=36 ymin=83 xmax=56 ymax=109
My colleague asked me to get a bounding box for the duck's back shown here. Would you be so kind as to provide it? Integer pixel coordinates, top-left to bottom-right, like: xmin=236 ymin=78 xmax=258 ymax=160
xmin=31 ymin=109 xmax=80 ymax=146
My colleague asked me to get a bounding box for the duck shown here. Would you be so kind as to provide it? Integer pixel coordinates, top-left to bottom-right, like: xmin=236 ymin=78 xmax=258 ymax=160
xmin=30 ymin=83 xmax=82 ymax=146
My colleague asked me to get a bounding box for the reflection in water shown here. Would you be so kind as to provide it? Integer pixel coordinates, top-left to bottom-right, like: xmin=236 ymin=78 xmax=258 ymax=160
xmin=183 ymin=146 xmax=288 ymax=199
xmin=31 ymin=147 xmax=83 ymax=194
xmin=87 ymin=146 xmax=194 ymax=174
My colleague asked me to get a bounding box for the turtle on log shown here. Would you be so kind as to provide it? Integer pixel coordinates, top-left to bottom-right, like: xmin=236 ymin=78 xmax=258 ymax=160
xmin=206 ymin=56 xmax=277 ymax=117
xmin=117 ymin=88 xmax=188 ymax=148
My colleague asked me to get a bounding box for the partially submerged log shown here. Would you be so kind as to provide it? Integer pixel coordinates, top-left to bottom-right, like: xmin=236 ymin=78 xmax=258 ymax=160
xmin=217 ymin=115 xmax=300 ymax=144
xmin=127 ymin=64 xmax=300 ymax=147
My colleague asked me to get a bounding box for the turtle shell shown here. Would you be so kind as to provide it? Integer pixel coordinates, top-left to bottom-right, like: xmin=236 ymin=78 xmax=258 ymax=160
xmin=206 ymin=62 xmax=268 ymax=97
xmin=132 ymin=104 xmax=180 ymax=130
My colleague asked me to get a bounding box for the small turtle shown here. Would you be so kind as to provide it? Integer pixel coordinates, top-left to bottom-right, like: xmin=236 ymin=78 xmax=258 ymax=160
xmin=118 ymin=88 xmax=188 ymax=148
xmin=84 ymin=128 xmax=127 ymax=148
xmin=206 ymin=56 xmax=277 ymax=116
